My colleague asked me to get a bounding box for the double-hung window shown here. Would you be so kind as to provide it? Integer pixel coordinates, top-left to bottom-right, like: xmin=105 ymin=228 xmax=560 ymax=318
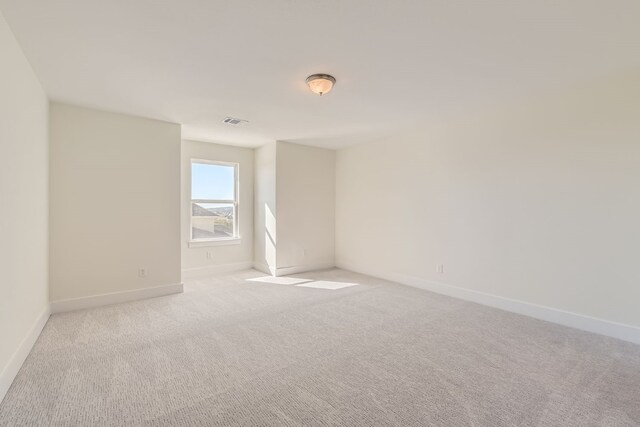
xmin=190 ymin=160 xmax=239 ymax=243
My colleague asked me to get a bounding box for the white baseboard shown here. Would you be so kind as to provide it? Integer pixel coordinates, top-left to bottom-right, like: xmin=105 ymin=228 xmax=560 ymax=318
xmin=275 ymin=261 xmax=335 ymax=277
xmin=0 ymin=305 xmax=50 ymax=404
xmin=253 ymin=262 xmax=276 ymax=276
xmin=50 ymin=283 xmax=184 ymax=314
xmin=337 ymin=261 xmax=640 ymax=345
xmin=182 ymin=261 xmax=254 ymax=279
xmin=252 ymin=262 xmax=335 ymax=277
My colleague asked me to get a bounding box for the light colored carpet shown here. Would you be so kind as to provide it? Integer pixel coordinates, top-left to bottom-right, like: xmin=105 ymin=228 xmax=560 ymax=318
xmin=1 ymin=269 xmax=639 ymax=426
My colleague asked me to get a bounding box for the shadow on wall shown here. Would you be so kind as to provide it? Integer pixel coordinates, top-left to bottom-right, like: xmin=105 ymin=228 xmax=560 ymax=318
xmin=247 ymin=276 xmax=359 ymax=290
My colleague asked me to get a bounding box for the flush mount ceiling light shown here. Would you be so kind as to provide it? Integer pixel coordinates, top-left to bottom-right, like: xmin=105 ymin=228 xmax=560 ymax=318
xmin=306 ymin=74 xmax=336 ymax=96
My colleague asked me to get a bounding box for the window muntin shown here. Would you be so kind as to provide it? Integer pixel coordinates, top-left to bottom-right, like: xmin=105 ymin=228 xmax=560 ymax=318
xmin=190 ymin=160 xmax=239 ymax=241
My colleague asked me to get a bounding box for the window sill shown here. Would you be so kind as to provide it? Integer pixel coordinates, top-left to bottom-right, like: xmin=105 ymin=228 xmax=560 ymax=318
xmin=188 ymin=238 xmax=241 ymax=248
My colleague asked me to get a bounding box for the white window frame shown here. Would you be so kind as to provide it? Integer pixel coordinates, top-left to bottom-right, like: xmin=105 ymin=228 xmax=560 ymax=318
xmin=189 ymin=159 xmax=240 ymax=247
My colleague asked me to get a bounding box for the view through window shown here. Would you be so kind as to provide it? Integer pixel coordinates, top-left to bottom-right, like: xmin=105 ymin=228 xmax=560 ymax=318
xmin=191 ymin=160 xmax=238 ymax=240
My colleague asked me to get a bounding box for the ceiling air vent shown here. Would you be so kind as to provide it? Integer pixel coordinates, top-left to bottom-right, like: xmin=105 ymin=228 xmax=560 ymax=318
xmin=222 ymin=117 xmax=248 ymax=126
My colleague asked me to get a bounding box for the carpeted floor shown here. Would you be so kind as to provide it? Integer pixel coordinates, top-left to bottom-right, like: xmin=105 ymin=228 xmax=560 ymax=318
xmin=1 ymin=269 xmax=639 ymax=426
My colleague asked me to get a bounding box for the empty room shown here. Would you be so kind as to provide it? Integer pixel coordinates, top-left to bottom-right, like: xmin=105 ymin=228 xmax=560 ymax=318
xmin=1 ymin=1 xmax=639 ymax=425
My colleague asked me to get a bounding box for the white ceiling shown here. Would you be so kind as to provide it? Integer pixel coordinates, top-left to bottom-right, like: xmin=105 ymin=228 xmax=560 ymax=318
xmin=1 ymin=0 xmax=639 ymax=149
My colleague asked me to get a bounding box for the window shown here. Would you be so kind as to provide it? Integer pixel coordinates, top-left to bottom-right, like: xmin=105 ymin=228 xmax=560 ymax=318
xmin=190 ymin=160 xmax=239 ymax=243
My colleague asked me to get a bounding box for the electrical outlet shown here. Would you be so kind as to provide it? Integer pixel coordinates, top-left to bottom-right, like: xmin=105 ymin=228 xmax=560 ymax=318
xmin=436 ymin=264 xmax=444 ymax=274
xmin=138 ymin=268 xmax=147 ymax=278
xmin=206 ymin=251 xmax=213 ymax=260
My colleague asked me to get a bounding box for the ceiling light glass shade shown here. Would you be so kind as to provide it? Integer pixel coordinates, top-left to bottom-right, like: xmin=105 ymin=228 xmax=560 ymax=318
xmin=306 ymin=74 xmax=336 ymax=96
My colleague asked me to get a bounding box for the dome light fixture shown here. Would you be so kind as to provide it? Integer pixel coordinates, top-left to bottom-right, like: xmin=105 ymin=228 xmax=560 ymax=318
xmin=306 ymin=74 xmax=336 ymax=96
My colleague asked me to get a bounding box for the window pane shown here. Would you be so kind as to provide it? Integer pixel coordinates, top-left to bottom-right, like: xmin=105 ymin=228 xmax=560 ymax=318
xmin=192 ymin=202 xmax=235 ymax=239
xmin=191 ymin=163 xmax=235 ymax=200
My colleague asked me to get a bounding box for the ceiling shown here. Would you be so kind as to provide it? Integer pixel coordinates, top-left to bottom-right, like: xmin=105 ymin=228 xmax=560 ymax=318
xmin=1 ymin=0 xmax=639 ymax=149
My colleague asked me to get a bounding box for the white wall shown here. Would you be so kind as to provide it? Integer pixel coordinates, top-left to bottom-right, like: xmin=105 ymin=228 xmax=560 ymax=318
xmin=253 ymin=141 xmax=336 ymax=276
xmin=0 ymin=11 xmax=49 ymax=401
xmin=181 ymin=140 xmax=254 ymax=277
xmin=253 ymin=142 xmax=277 ymax=274
xmin=276 ymin=141 xmax=335 ymax=273
xmin=49 ymin=104 xmax=181 ymax=302
xmin=336 ymin=72 xmax=640 ymax=332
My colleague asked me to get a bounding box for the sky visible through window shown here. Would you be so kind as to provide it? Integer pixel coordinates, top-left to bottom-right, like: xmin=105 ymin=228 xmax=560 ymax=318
xmin=192 ymin=162 xmax=234 ymax=200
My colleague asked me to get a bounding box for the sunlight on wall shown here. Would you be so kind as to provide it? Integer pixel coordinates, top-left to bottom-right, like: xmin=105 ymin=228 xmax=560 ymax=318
xmin=265 ymin=203 xmax=277 ymax=271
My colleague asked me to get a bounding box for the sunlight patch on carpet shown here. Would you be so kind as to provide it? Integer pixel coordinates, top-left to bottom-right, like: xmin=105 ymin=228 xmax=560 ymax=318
xmin=247 ymin=276 xmax=312 ymax=286
xmin=295 ymin=280 xmax=359 ymax=290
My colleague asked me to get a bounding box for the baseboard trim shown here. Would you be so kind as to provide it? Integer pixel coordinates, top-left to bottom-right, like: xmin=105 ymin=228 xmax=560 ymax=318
xmin=337 ymin=261 xmax=640 ymax=345
xmin=253 ymin=262 xmax=276 ymax=276
xmin=275 ymin=262 xmax=335 ymax=277
xmin=50 ymin=283 xmax=184 ymax=314
xmin=181 ymin=261 xmax=254 ymax=279
xmin=0 ymin=305 xmax=50 ymax=404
